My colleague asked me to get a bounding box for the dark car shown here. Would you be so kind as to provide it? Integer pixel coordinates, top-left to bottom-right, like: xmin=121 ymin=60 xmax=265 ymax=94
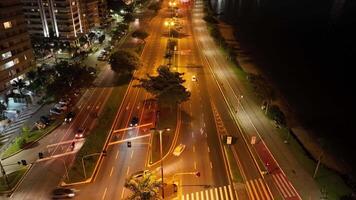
xmin=65 ymin=112 xmax=75 ymax=123
xmin=129 ymin=116 xmax=139 ymax=127
xmin=40 ymin=115 xmax=51 ymax=125
xmin=75 ymin=127 xmax=85 ymax=139
xmin=51 ymin=188 xmax=75 ymax=199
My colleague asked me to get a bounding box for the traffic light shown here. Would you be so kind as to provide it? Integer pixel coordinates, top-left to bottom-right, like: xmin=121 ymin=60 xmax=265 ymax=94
xmin=127 ymin=141 xmax=132 ymax=148
xmin=21 ymin=160 xmax=27 ymax=166
xmin=195 ymin=171 xmax=200 ymax=177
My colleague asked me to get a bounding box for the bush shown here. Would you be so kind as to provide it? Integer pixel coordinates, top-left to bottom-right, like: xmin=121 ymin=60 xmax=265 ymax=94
xmin=267 ymin=105 xmax=286 ymax=126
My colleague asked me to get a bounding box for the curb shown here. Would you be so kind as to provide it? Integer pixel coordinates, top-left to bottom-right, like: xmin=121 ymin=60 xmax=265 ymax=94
xmin=0 ymin=164 xmax=34 ymax=196
xmin=1 ymin=121 xmax=62 ymax=160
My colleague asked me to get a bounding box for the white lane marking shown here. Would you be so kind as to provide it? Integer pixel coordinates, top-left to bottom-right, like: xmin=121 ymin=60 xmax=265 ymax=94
xmin=203 ymin=122 xmax=206 ymax=127
xmin=219 ymin=187 xmax=224 ymax=200
xmin=210 ymin=162 xmax=213 ymax=169
xmin=126 ymin=166 xmax=130 ymax=175
xmin=192 ymin=132 xmax=194 ymax=138
xmin=193 ymin=145 xmax=196 ymax=152
xmin=101 ymin=187 xmax=107 ymax=200
xmin=200 ymin=127 xmax=204 ymax=135
xmin=194 ymin=161 xmax=197 ymax=170
xmin=131 ymin=150 xmax=134 ymax=159
xmin=121 ymin=188 xmax=126 ymax=199
xmin=207 ymin=146 xmax=210 ymax=153
xmin=110 ymin=167 xmax=114 ymax=177
xmin=116 ymin=150 xmax=120 ymax=159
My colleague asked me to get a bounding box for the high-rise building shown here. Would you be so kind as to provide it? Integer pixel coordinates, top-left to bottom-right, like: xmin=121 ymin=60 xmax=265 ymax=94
xmin=0 ymin=0 xmax=34 ymax=91
xmin=21 ymin=0 xmax=107 ymax=44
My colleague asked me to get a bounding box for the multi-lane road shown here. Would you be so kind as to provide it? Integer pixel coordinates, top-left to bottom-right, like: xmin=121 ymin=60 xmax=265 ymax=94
xmin=3 ymin=0 xmax=318 ymax=199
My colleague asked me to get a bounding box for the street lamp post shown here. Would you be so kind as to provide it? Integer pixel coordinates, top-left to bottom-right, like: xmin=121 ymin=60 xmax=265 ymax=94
xmin=159 ymin=129 xmax=164 ymax=199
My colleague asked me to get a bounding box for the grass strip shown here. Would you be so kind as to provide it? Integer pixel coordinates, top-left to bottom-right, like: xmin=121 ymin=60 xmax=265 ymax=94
xmin=0 ymin=167 xmax=27 ymax=192
xmin=150 ymin=105 xmax=178 ymax=164
xmin=1 ymin=121 xmax=61 ymax=159
xmin=224 ymin=146 xmax=243 ymax=183
xmin=67 ymin=84 xmax=128 ymax=183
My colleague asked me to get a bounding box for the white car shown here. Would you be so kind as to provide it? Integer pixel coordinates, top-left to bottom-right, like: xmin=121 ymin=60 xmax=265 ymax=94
xmin=54 ymin=104 xmax=68 ymax=111
xmin=173 ymin=144 xmax=186 ymax=156
xmin=191 ymin=75 xmax=197 ymax=82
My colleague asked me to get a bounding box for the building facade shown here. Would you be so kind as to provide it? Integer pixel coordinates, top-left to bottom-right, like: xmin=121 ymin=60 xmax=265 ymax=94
xmin=22 ymin=0 xmax=106 ymax=44
xmin=0 ymin=0 xmax=34 ymax=92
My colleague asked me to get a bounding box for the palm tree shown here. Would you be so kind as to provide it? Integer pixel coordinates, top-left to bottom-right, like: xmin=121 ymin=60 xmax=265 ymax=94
xmin=124 ymin=171 xmax=162 ymax=200
xmin=11 ymin=79 xmax=26 ymax=95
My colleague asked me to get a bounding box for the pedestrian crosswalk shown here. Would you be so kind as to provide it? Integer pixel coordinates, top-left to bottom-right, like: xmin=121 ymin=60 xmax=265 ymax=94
xmin=246 ymin=178 xmax=272 ymax=200
xmin=181 ymin=185 xmax=235 ymax=200
xmin=272 ymin=173 xmax=298 ymax=199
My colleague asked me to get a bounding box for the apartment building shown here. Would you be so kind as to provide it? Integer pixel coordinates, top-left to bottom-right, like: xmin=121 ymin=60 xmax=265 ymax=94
xmin=22 ymin=0 xmax=106 ymax=44
xmin=0 ymin=0 xmax=34 ymax=92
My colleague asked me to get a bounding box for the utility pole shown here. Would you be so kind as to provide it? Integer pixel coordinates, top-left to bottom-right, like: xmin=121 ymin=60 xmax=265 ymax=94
xmin=313 ymin=152 xmax=323 ymax=178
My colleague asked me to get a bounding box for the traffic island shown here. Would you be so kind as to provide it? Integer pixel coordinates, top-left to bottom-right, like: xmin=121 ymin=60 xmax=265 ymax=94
xmin=149 ymin=105 xmax=180 ymax=165
xmin=0 ymin=167 xmax=27 ymax=193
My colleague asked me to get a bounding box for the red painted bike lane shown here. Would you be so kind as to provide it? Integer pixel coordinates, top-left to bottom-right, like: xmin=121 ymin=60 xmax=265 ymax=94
xmin=254 ymin=140 xmax=302 ymax=200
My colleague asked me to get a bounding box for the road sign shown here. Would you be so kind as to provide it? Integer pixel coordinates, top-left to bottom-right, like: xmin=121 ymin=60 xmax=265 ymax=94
xmin=251 ymin=136 xmax=256 ymax=145
xmin=226 ymin=136 xmax=232 ymax=144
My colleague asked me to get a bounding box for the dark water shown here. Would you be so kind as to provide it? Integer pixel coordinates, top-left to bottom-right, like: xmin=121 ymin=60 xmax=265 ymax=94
xmin=210 ymin=0 xmax=356 ymax=175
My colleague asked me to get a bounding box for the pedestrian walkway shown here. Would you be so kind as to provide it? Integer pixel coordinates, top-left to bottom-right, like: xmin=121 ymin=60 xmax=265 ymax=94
xmin=181 ymin=185 xmax=235 ymax=200
xmin=271 ymin=173 xmax=299 ymax=200
xmin=246 ymin=178 xmax=272 ymax=200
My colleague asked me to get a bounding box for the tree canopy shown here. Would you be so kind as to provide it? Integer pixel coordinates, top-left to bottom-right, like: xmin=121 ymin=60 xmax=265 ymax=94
xmin=132 ymin=29 xmax=149 ymax=41
xmin=124 ymin=171 xmax=161 ymax=200
xmin=110 ymin=50 xmax=141 ymax=74
xmin=135 ymin=66 xmax=190 ymax=106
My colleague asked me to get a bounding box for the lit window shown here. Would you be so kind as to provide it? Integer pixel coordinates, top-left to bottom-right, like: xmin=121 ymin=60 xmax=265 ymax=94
xmin=3 ymin=21 xmax=12 ymax=29
xmin=3 ymin=60 xmax=15 ymax=69
xmin=1 ymin=51 xmax=12 ymax=60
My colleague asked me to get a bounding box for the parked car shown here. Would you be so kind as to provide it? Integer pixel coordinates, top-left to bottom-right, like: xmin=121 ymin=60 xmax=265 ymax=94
xmin=50 ymin=108 xmax=62 ymax=115
xmin=54 ymin=104 xmax=68 ymax=111
xmin=40 ymin=115 xmax=51 ymax=125
xmin=51 ymin=187 xmax=76 ymax=199
xmin=129 ymin=116 xmax=139 ymax=127
xmin=59 ymin=98 xmax=71 ymax=105
xmin=35 ymin=121 xmax=46 ymax=130
xmin=173 ymin=144 xmax=186 ymax=156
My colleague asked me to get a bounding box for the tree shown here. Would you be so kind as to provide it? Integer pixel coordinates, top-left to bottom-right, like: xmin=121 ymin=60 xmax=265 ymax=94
xmin=132 ymin=29 xmax=149 ymax=41
xmin=26 ymin=70 xmax=37 ymax=83
xmin=0 ymin=102 xmax=7 ymax=120
xmin=110 ymin=50 xmax=141 ymax=74
xmin=135 ymin=66 xmax=190 ymax=106
xmin=124 ymin=171 xmax=161 ymax=200
xmin=11 ymin=79 xmax=26 ymax=95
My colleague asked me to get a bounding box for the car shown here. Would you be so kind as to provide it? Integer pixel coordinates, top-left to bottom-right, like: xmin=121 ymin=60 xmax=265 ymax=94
xmin=75 ymin=127 xmax=84 ymax=139
xmin=59 ymin=98 xmax=71 ymax=105
xmin=173 ymin=144 xmax=186 ymax=156
xmin=51 ymin=187 xmax=76 ymax=199
xmin=129 ymin=116 xmax=139 ymax=127
xmin=65 ymin=112 xmax=75 ymax=123
xmin=97 ymin=55 xmax=106 ymax=61
xmin=50 ymin=108 xmax=62 ymax=115
xmin=131 ymin=170 xmax=149 ymax=179
xmin=191 ymin=75 xmax=197 ymax=82
xmin=54 ymin=104 xmax=68 ymax=111
xmin=40 ymin=115 xmax=51 ymax=125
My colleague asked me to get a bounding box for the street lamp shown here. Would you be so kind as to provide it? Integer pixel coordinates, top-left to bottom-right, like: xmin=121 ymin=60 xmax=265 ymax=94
xmin=151 ymin=128 xmax=170 ymax=199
